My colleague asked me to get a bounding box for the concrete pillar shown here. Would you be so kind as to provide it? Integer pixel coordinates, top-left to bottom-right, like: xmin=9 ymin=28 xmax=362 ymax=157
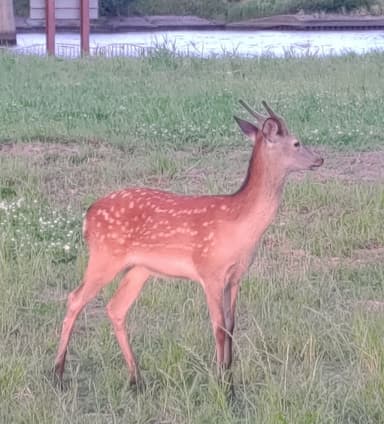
xmin=0 ymin=0 xmax=16 ymax=46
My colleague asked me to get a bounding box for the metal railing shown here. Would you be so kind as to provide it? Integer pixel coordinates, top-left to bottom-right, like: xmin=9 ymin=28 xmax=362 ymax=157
xmin=2 ymin=42 xmax=155 ymax=58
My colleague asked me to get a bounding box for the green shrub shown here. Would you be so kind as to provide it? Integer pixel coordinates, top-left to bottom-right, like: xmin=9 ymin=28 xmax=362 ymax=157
xmin=127 ymin=0 xmax=228 ymax=19
xmin=99 ymin=0 xmax=135 ymax=16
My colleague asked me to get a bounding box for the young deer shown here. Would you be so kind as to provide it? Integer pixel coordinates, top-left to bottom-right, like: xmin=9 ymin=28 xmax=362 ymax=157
xmin=54 ymin=101 xmax=323 ymax=385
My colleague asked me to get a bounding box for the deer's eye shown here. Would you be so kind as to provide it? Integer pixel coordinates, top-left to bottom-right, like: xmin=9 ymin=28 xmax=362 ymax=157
xmin=294 ymin=141 xmax=300 ymax=148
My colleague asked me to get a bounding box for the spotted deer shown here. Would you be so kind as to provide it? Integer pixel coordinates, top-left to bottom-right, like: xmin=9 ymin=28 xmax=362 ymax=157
xmin=54 ymin=101 xmax=323 ymax=385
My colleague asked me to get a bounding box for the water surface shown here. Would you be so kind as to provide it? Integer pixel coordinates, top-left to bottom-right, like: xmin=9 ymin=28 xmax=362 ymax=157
xmin=16 ymin=30 xmax=384 ymax=57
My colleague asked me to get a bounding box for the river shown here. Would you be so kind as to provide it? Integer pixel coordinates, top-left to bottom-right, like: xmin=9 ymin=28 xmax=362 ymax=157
xmin=15 ymin=30 xmax=384 ymax=57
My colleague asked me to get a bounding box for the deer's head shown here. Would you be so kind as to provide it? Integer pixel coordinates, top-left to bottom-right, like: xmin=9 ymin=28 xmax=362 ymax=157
xmin=235 ymin=100 xmax=323 ymax=174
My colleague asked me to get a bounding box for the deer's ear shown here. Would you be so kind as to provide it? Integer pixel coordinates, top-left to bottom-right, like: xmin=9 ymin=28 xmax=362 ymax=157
xmin=234 ymin=116 xmax=258 ymax=143
xmin=262 ymin=118 xmax=279 ymax=141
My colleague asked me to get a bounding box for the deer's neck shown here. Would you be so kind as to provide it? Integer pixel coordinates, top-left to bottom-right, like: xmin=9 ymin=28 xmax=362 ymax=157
xmin=233 ymin=142 xmax=286 ymax=227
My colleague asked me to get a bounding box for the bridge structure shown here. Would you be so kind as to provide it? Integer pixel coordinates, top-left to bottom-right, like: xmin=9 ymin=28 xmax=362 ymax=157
xmin=29 ymin=0 xmax=98 ymax=55
xmin=0 ymin=0 xmax=16 ymax=45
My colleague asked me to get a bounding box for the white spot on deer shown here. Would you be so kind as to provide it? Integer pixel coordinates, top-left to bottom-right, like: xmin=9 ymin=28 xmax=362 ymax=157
xmin=204 ymin=232 xmax=214 ymax=241
xmin=220 ymin=205 xmax=228 ymax=211
xmin=129 ymin=201 xmax=134 ymax=208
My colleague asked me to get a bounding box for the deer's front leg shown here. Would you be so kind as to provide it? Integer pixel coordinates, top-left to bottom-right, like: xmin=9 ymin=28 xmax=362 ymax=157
xmin=204 ymin=286 xmax=226 ymax=369
xmin=223 ymin=276 xmax=241 ymax=369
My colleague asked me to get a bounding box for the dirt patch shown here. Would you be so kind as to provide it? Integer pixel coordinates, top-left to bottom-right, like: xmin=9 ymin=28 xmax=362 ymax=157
xmin=206 ymin=148 xmax=384 ymax=194
xmin=310 ymin=246 xmax=384 ymax=273
xmin=220 ymin=147 xmax=384 ymax=185
xmin=0 ymin=142 xmax=81 ymax=157
xmin=355 ymin=300 xmax=384 ymax=313
xmin=1 ymin=141 xmax=384 ymax=185
xmin=302 ymin=148 xmax=384 ymax=184
xmin=1 ymin=142 xmax=383 ymax=207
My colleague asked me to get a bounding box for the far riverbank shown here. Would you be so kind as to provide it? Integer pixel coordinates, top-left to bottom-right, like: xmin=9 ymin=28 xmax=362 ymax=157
xmin=16 ymin=14 xmax=384 ymax=33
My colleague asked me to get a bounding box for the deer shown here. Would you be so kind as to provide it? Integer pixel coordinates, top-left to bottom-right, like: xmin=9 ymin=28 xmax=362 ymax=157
xmin=54 ymin=101 xmax=323 ymax=387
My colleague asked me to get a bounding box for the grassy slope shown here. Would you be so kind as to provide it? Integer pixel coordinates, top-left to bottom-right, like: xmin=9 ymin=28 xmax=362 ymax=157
xmin=0 ymin=53 xmax=383 ymax=423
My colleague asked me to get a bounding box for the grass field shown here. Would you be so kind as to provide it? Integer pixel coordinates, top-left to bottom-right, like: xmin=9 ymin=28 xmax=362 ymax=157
xmin=0 ymin=51 xmax=383 ymax=423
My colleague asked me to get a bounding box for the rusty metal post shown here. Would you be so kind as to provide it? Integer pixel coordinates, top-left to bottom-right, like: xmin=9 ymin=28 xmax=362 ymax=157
xmin=45 ymin=0 xmax=55 ymax=55
xmin=80 ymin=0 xmax=90 ymax=56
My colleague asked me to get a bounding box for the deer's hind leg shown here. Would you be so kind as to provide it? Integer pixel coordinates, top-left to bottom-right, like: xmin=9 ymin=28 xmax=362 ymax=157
xmin=54 ymin=251 xmax=125 ymax=381
xmin=106 ymin=266 xmax=150 ymax=386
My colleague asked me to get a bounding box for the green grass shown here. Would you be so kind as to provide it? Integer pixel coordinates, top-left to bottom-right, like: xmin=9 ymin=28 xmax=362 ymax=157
xmin=1 ymin=52 xmax=384 ymax=150
xmin=0 ymin=52 xmax=384 ymax=422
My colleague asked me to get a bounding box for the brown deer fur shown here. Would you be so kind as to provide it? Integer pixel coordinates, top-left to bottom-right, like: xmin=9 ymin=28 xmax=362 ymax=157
xmin=54 ymin=101 xmax=323 ymax=385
